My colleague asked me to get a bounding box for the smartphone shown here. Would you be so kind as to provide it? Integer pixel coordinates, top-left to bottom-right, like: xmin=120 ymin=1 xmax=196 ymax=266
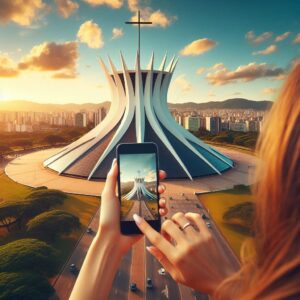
xmin=117 ymin=142 xmax=161 ymax=235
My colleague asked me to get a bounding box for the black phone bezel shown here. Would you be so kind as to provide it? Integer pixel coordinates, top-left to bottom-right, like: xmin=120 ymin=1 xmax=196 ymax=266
xmin=116 ymin=142 xmax=161 ymax=235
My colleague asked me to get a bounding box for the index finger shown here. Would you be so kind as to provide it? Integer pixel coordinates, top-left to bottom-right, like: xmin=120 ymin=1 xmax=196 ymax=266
xmin=133 ymin=214 xmax=175 ymax=256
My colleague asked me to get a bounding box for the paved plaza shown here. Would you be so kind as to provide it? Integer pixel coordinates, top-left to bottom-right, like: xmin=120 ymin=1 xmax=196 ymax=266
xmin=5 ymin=146 xmax=257 ymax=195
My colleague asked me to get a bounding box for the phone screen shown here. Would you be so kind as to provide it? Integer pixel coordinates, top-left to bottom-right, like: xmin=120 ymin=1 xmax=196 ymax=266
xmin=119 ymin=152 xmax=159 ymax=222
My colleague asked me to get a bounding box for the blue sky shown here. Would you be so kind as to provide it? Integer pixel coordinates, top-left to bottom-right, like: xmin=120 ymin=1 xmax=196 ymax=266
xmin=0 ymin=0 xmax=299 ymax=103
xmin=119 ymin=153 xmax=156 ymax=182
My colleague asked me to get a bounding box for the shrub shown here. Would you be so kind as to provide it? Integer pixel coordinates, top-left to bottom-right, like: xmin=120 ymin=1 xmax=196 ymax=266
xmin=0 ymin=272 xmax=54 ymax=300
xmin=27 ymin=209 xmax=80 ymax=241
xmin=0 ymin=239 xmax=59 ymax=276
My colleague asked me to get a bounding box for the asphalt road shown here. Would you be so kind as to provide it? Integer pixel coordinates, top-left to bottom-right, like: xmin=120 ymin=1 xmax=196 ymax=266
xmin=124 ymin=199 xmax=155 ymax=221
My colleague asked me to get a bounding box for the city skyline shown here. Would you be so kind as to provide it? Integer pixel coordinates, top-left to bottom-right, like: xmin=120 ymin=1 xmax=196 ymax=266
xmin=0 ymin=0 xmax=299 ymax=104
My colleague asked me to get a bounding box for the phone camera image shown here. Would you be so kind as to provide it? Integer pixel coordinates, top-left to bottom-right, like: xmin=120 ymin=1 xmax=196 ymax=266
xmin=119 ymin=153 xmax=158 ymax=221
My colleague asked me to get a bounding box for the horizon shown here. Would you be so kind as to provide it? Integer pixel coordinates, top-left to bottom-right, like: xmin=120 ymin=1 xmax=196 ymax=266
xmin=0 ymin=1 xmax=299 ymax=105
xmin=0 ymin=97 xmax=272 ymax=107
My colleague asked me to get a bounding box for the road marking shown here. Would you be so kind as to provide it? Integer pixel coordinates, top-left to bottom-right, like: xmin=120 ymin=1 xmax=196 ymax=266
xmin=161 ymin=284 xmax=169 ymax=299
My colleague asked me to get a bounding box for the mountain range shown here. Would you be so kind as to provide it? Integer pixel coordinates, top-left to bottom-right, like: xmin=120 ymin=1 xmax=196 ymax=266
xmin=0 ymin=98 xmax=272 ymax=112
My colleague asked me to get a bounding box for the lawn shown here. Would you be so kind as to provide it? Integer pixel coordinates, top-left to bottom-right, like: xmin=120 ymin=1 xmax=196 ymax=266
xmin=0 ymin=170 xmax=100 ymax=270
xmin=198 ymin=186 xmax=254 ymax=259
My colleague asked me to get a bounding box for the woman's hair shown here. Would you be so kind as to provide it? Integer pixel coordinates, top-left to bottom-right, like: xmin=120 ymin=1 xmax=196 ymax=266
xmin=214 ymin=63 xmax=300 ymax=300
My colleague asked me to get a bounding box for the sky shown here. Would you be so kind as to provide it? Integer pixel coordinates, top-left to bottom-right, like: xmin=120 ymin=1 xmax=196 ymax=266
xmin=0 ymin=0 xmax=299 ymax=104
xmin=120 ymin=153 xmax=156 ymax=182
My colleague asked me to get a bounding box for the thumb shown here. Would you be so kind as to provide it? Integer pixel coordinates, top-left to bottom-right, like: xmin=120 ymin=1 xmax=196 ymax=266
xmin=146 ymin=245 xmax=175 ymax=274
xmin=102 ymin=158 xmax=118 ymax=198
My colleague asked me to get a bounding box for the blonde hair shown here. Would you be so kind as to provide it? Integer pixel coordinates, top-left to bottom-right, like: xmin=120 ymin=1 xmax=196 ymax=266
xmin=214 ymin=63 xmax=300 ymax=300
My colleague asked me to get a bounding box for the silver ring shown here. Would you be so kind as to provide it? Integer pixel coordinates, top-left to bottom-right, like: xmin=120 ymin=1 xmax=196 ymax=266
xmin=181 ymin=222 xmax=192 ymax=230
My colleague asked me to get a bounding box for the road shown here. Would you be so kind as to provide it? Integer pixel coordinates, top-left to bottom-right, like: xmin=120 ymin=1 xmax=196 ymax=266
xmin=124 ymin=199 xmax=155 ymax=221
xmin=51 ymin=192 xmax=239 ymax=300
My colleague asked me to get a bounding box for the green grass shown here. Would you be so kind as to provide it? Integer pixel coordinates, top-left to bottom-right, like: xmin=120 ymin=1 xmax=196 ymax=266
xmin=0 ymin=171 xmax=33 ymax=202
xmin=198 ymin=186 xmax=254 ymax=259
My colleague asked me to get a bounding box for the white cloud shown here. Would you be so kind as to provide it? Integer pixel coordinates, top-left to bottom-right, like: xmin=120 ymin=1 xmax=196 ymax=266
xmin=196 ymin=67 xmax=205 ymax=75
xmin=209 ymin=63 xmax=224 ymax=70
xmin=18 ymin=41 xmax=78 ymax=78
xmin=246 ymin=31 xmax=273 ymax=45
xmin=180 ymin=38 xmax=217 ymax=56
xmin=82 ymin=0 xmax=123 ymax=8
xmin=55 ymin=0 xmax=79 ymax=18
xmin=173 ymin=74 xmax=192 ymax=92
xmin=112 ymin=27 xmax=124 ymax=39
xmin=206 ymin=62 xmax=285 ymax=85
xmin=0 ymin=53 xmax=19 ymax=77
xmin=128 ymin=1 xmax=175 ymax=28
xmin=262 ymin=87 xmax=277 ymax=95
xmin=275 ymin=32 xmax=290 ymax=42
xmin=77 ymin=20 xmax=104 ymax=48
xmin=292 ymin=33 xmax=300 ymax=44
xmin=252 ymin=44 xmax=277 ymax=56
xmin=0 ymin=0 xmax=45 ymax=26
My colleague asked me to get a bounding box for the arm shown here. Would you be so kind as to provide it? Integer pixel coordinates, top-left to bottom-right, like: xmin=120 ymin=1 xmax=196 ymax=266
xmin=70 ymin=159 xmax=168 ymax=300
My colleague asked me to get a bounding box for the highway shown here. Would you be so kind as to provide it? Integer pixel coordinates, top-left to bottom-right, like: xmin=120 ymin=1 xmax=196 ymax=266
xmin=51 ymin=192 xmax=239 ymax=300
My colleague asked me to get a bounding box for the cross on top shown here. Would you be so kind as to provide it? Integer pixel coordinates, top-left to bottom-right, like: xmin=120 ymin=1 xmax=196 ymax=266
xmin=125 ymin=10 xmax=152 ymax=58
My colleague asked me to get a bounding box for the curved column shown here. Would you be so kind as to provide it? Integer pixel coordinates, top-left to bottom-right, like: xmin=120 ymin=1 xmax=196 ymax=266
xmin=88 ymin=53 xmax=136 ymax=179
xmin=153 ymin=62 xmax=221 ymax=174
xmin=135 ymin=52 xmax=145 ymax=142
xmin=144 ymin=54 xmax=193 ymax=180
xmin=159 ymin=60 xmax=233 ymax=168
xmin=44 ymin=58 xmax=123 ymax=169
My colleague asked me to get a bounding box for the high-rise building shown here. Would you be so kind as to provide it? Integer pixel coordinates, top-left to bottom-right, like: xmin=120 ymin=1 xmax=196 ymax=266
xmin=75 ymin=112 xmax=87 ymax=127
xmin=245 ymin=120 xmax=258 ymax=132
xmin=183 ymin=115 xmax=200 ymax=132
xmin=94 ymin=107 xmax=107 ymax=126
xmin=206 ymin=117 xmax=221 ymax=134
xmin=229 ymin=122 xmax=247 ymax=132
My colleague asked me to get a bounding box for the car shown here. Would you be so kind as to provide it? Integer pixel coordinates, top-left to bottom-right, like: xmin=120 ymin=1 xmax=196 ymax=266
xmin=206 ymin=222 xmax=212 ymax=229
xmin=130 ymin=283 xmax=137 ymax=292
xmin=69 ymin=263 xmax=77 ymax=274
xmin=146 ymin=278 xmax=153 ymax=289
xmin=202 ymin=213 xmax=209 ymax=221
xmin=158 ymin=268 xmax=166 ymax=275
xmin=86 ymin=227 xmax=93 ymax=234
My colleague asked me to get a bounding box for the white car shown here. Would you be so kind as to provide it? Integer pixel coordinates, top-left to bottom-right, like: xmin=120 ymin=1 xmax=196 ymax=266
xmin=158 ymin=268 xmax=166 ymax=275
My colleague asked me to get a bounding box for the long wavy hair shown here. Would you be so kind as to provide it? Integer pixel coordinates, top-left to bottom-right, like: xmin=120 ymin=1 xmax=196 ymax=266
xmin=214 ymin=63 xmax=300 ymax=300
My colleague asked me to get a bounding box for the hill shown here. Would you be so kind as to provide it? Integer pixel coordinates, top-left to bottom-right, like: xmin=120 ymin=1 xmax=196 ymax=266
xmin=0 ymin=98 xmax=272 ymax=112
xmin=0 ymin=100 xmax=111 ymax=112
xmin=168 ymin=98 xmax=272 ymax=110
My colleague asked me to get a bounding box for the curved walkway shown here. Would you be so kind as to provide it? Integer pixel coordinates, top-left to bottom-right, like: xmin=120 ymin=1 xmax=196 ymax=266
xmin=5 ymin=146 xmax=257 ymax=195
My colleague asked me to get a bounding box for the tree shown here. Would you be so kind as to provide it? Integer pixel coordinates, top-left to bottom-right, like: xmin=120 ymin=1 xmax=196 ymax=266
xmin=44 ymin=135 xmax=66 ymax=146
xmin=0 ymin=201 xmax=29 ymax=231
xmin=23 ymin=189 xmax=68 ymax=219
xmin=0 ymin=145 xmax=11 ymax=161
xmin=0 ymin=272 xmax=54 ymax=300
xmin=27 ymin=210 xmax=80 ymax=241
xmin=223 ymin=202 xmax=255 ymax=234
xmin=0 ymin=239 xmax=59 ymax=276
xmin=14 ymin=139 xmax=32 ymax=150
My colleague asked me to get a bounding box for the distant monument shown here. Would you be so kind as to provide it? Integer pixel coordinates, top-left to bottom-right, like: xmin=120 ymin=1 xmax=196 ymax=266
xmin=43 ymin=11 xmax=233 ymax=180
xmin=123 ymin=170 xmax=156 ymax=201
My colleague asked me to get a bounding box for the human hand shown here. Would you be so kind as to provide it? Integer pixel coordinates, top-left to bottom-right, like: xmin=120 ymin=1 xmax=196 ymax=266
xmin=133 ymin=212 xmax=236 ymax=295
xmin=98 ymin=158 xmax=168 ymax=256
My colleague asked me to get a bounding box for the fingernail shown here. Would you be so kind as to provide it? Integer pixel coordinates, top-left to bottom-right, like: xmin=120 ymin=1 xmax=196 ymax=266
xmin=133 ymin=213 xmax=142 ymax=225
xmin=111 ymin=158 xmax=116 ymax=168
